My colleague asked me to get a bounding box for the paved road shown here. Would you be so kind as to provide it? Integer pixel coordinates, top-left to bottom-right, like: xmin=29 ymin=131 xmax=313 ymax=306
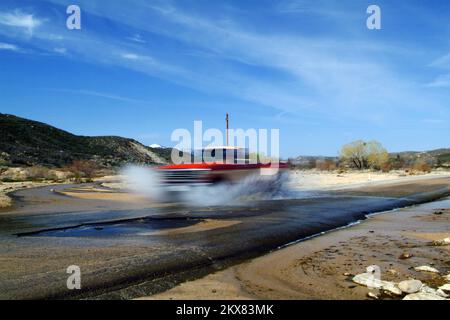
xmin=0 ymin=177 xmax=448 ymax=299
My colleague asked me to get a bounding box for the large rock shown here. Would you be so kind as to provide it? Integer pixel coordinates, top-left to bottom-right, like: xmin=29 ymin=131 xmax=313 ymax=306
xmin=403 ymin=292 xmax=446 ymax=300
xmin=398 ymin=280 xmax=423 ymax=294
xmin=414 ymin=265 xmax=440 ymax=273
xmin=353 ymin=273 xmax=382 ymax=288
xmin=352 ymin=273 xmax=402 ymax=295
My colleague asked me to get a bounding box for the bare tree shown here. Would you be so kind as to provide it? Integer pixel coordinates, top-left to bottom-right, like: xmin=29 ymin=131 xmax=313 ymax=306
xmin=68 ymin=160 xmax=98 ymax=181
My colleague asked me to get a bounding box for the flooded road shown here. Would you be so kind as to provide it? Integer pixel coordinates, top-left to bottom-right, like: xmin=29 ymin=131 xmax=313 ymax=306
xmin=0 ymin=177 xmax=449 ymax=299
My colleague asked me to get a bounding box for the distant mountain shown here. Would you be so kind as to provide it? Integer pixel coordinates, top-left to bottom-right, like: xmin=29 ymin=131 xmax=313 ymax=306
xmin=289 ymin=155 xmax=338 ymax=167
xmin=390 ymin=148 xmax=450 ymax=167
xmin=0 ymin=113 xmax=172 ymax=167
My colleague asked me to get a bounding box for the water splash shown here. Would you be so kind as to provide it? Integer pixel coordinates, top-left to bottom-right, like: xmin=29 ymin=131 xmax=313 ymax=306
xmin=121 ymin=165 xmax=164 ymax=200
xmin=121 ymin=165 xmax=316 ymax=206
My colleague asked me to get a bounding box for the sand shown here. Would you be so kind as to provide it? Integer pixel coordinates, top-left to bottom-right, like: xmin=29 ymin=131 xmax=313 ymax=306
xmin=142 ymin=199 xmax=450 ymax=300
xmin=1 ymin=171 xmax=449 ymax=299
xmin=140 ymin=219 xmax=241 ymax=236
xmin=289 ymin=170 xmax=450 ymax=191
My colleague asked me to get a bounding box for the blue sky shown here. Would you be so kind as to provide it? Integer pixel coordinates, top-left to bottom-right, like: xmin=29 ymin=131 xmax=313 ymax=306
xmin=0 ymin=0 xmax=449 ymax=157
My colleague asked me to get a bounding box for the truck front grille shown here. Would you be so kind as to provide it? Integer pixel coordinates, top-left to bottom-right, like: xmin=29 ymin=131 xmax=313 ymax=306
xmin=158 ymin=169 xmax=211 ymax=184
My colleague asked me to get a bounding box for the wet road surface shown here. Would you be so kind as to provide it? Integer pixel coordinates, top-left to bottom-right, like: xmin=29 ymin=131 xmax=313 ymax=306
xmin=0 ymin=177 xmax=449 ymax=299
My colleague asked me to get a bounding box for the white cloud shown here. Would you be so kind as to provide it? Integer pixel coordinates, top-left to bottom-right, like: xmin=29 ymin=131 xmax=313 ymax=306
xmin=0 ymin=10 xmax=43 ymax=35
xmin=5 ymin=1 xmax=448 ymax=125
xmin=53 ymin=47 xmax=67 ymax=54
xmin=46 ymin=88 xmax=152 ymax=104
xmin=0 ymin=42 xmax=20 ymax=52
xmin=127 ymin=34 xmax=146 ymax=43
xmin=121 ymin=53 xmax=140 ymax=60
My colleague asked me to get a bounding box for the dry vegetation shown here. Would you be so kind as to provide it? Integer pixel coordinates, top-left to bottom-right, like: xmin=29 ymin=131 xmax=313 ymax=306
xmin=291 ymin=140 xmax=447 ymax=174
xmin=0 ymin=160 xmax=104 ymax=183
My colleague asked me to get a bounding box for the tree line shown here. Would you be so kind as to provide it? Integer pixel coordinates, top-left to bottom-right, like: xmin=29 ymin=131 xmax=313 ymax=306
xmin=292 ymin=140 xmax=440 ymax=172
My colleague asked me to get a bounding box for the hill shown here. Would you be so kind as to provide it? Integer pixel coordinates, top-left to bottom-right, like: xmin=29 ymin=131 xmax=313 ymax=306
xmin=0 ymin=113 xmax=172 ymax=167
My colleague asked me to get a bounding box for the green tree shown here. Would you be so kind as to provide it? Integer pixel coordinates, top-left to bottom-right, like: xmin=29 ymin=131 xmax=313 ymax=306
xmin=340 ymin=140 xmax=388 ymax=170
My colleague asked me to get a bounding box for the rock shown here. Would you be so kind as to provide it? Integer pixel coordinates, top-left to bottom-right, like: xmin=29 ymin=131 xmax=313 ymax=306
xmin=438 ymin=284 xmax=450 ymax=293
xmin=398 ymin=280 xmax=423 ymax=294
xmin=399 ymin=253 xmax=413 ymax=260
xmin=436 ymin=289 xmax=449 ymax=298
xmin=353 ymin=273 xmax=381 ymax=288
xmin=367 ymin=292 xmax=379 ymax=300
xmin=433 ymin=211 xmax=443 ymax=215
xmin=352 ymin=267 xmax=402 ymax=295
xmin=403 ymin=292 xmax=446 ymax=300
xmin=444 ymin=274 xmax=450 ymax=281
xmin=343 ymin=272 xmax=351 ymax=276
xmin=431 ymin=237 xmax=450 ymax=246
xmin=420 ymin=285 xmax=448 ymax=298
xmin=420 ymin=285 xmax=437 ymax=294
xmin=414 ymin=265 xmax=439 ymax=273
xmin=382 ymin=282 xmax=403 ymax=296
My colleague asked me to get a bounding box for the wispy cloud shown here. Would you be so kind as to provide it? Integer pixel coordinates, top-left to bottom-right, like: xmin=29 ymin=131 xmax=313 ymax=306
xmin=45 ymin=88 xmax=152 ymax=104
xmin=276 ymin=0 xmax=352 ymax=18
xmin=53 ymin=47 xmax=67 ymax=54
xmin=0 ymin=42 xmax=21 ymax=52
xmin=2 ymin=0 xmax=449 ymax=127
xmin=127 ymin=34 xmax=146 ymax=43
xmin=430 ymin=53 xmax=450 ymax=69
xmin=0 ymin=9 xmax=43 ymax=35
xmin=121 ymin=53 xmax=141 ymax=60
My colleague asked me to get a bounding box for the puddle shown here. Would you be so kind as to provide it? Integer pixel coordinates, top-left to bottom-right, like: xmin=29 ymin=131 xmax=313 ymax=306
xmin=18 ymin=217 xmax=203 ymax=238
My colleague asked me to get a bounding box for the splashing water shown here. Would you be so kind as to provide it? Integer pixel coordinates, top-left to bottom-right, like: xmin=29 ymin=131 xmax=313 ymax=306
xmin=121 ymin=165 xmax=316 ymax=206
xmin=121 ymin=165 xmax=164 ymax=200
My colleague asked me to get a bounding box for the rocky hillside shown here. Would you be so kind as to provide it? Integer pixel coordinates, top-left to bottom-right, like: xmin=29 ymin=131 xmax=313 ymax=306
xmin=0 ymin=113 xmax=172 ymax=167
xmin=390 ymin=149 xmax=450 ymax=167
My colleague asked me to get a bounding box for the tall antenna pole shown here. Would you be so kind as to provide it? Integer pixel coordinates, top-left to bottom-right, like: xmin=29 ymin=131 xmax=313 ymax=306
xmin=226 ymin=113 xmax=229 ymax=146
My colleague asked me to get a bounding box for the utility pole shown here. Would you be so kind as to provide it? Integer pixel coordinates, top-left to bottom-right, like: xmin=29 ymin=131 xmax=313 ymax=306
xmin=226 ymin=113 xmax=229 ymax=146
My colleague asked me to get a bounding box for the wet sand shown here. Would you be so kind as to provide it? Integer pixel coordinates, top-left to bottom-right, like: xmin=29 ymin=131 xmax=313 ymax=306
xmin=144 ymin=199 xmax=450 ymax=300
xmin=0 ymin=175 xmax=449 ymax=299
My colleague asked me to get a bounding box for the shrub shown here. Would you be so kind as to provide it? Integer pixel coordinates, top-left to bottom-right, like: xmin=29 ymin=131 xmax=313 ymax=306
xmin=413 ymin=161 xmax=431 ymax=173
xmin=67 ymin=160 xmax=99 ymax=182
xmin=316 ymin=159 xmax=337 ymax=171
